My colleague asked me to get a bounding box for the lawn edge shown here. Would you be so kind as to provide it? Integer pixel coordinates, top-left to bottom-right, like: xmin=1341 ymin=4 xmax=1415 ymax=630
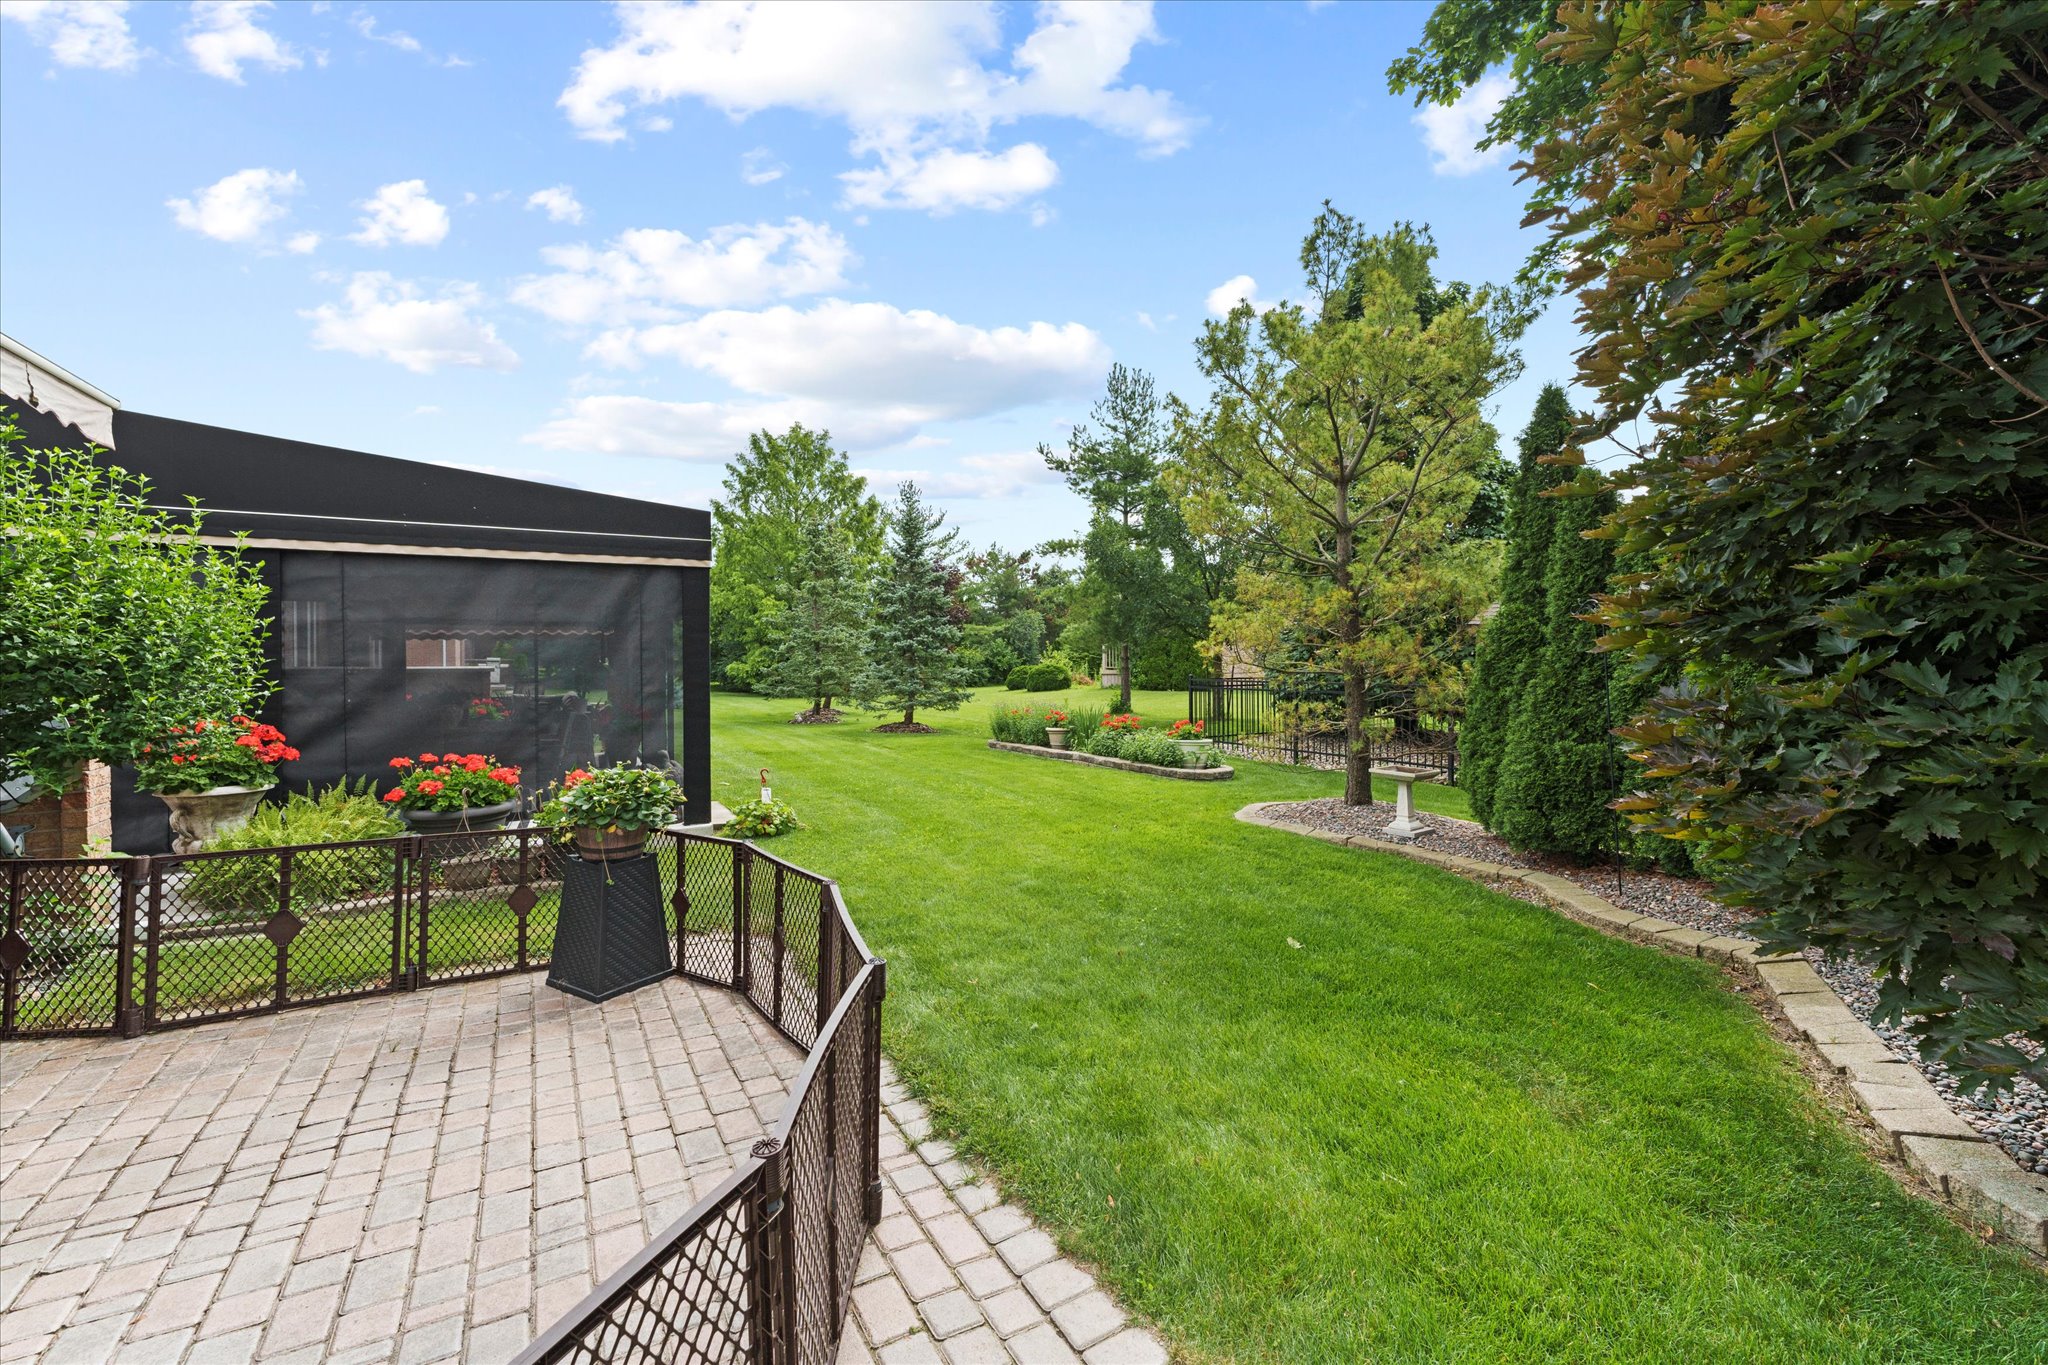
xmin=1234 ymin=800 xmax=2048 ymax=1263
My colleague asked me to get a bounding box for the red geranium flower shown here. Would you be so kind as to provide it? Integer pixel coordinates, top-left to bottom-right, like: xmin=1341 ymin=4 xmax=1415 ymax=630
xmin=383 ymin=789 xmax=404 ymax=802
xmin=419 ymin=753 xmax=439 ymax=763
xmin=417 ymin=779 xmax=444 ymax=795
xmin=390 ymin=757 xmax=413 ymax=769
xmin=488 ymin=767 xmax=518 ymax=784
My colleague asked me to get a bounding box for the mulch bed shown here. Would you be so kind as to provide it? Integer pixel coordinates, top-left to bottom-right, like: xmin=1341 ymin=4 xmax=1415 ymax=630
xmin=871 ymin=721 xmax=936 ymax=734
xmin=789 ymin=708 xmax=844 ymax=724
xmin=1265 ymin=797 xmax=2048 ymax=1175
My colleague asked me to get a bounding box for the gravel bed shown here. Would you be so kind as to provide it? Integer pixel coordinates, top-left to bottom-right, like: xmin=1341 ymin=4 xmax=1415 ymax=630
xmin=1268 ymin=797 xmax=2048 ymax=1174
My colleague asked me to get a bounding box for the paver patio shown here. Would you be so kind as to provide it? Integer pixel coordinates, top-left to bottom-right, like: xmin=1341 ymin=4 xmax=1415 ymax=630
xmin=0 ymin=976 xmax=1161 ymax=1365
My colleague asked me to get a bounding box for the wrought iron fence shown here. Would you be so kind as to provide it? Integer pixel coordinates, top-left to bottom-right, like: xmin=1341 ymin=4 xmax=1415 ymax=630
xmin=1187 ymin=675 xmax=1460 ymax=783
xmin=2 ymin=826 xmax=568 ymax=1038
xmin=515 ymin=834 xmax=883 ymax=1365
xmin=1 ymin=829 xmax=886 ymax=1363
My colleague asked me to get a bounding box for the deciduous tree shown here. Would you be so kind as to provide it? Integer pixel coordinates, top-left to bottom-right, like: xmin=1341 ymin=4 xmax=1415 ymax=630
xmin=1172 ymin=207 xmax=1525 ymax=805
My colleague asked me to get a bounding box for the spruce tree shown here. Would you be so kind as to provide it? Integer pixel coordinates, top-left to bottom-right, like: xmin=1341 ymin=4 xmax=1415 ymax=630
xmin=859 ymin=483 xmax=970 ymax=729
xmin=1491 ymin=482 xmax=1620 ymax=860
xmin=1461 ymin=384 xmax=1572 ymax=825
xmin=763 ymin=528 xmax=867 ymax=718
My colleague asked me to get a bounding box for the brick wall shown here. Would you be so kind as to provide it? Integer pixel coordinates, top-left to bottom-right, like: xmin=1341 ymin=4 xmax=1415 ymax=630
xmin=7 ymin=761 xmax=112 ymax=859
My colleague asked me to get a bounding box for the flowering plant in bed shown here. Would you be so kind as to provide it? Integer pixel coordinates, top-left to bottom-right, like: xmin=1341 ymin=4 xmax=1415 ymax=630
xmin=1103 ymin=712 xmax=1143 ymax=734
xmin=383 ymin=752 xmax=522 ymax=831
xmin=467 ymin=696 xmax=510 ymax=722
xmin=533 ymin=764 xmax=683 ymax=861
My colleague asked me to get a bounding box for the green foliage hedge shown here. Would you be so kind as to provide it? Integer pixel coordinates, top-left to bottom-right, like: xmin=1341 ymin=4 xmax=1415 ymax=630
xmin=1530 ymin=2 xmax=2048 ymax=1089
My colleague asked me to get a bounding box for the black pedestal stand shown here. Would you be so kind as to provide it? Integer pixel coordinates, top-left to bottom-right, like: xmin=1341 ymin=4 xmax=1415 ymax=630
xmin=545 ymin=853 xmax=673 ymax=1003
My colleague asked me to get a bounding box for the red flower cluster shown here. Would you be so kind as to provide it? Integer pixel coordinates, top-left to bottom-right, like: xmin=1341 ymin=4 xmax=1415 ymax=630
xmin=136 ymin=715 xmax=299 ymax=794
xmin=1044 ymin=709 xmax=1070 ymax=725
xmin=382 ymin=750 xmax=521 ymax=813
xmin=1167 ymin=719 xmax=1204 ymax=739
xmin=1103 ymin=712 xmax=1143 ymax=732
xmin=562 ymin=768 xmax=593 ymax=789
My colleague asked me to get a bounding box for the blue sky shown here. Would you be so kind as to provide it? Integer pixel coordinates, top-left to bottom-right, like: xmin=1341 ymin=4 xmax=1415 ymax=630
xmin=0 ymin=0 xmax=1573 ymax=549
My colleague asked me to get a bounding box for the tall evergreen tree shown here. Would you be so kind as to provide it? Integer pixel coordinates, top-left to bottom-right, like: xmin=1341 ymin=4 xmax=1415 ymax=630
xmin=859 ymin=483 xmax=970 ymax=730
xmin=1491 ymin=481 xmax=1619 ymax=859
xmin=1460 ymin=384 xmax=1572 ymax=825
xmin=763 ymin=529 xmax=867 ymax=719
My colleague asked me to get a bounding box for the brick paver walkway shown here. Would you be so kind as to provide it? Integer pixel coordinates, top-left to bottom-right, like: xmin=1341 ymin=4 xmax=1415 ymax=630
xmin=1 ymin=977 xmax=1163 ymax=1365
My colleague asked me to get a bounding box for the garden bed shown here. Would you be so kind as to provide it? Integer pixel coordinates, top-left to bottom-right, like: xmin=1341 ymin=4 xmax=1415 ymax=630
xmin=986 ymin=739 xmax=1234 ymax=780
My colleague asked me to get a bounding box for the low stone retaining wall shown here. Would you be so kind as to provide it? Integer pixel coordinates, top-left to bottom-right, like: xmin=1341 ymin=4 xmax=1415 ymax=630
xmin=987 ymin=740 xmax=1235 ymax=780
xmin=1235 ymin=801 xmax=2048 ymax=1261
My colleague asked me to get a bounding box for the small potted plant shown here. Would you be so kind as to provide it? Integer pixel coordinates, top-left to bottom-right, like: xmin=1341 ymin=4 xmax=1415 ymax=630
xmin=1167 ymin=718 xmax=1213 ymax=760
xmin=137 ymin=716 xmax=300 ymax=853
xmin=467 ymin=695 xmax=511 ymax=723
xmin=382 ymin=752 xmax=522 ymax=832
xmin=534 ymin=764 xmax=684 ymax=862
xmin=1044 ymin=708 xmax=1070 ymax=750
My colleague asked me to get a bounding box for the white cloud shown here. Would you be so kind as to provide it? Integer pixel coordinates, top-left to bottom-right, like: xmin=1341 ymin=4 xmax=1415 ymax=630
xmin=166 ymin=167 xmax=302 ymax=245
xmin=351 ymin=9 xmax=468 ymax=67
xmin=510 ymin=218 xmax=854 ymax=326
xmin=286 ymin=230 xmax=321 ymax=254
xmin=609 ymin=299 xmax=1108 ymax=419
xmin=527 ymin=301 xmax=1108 ymax=459
xmin=304 ymin=272 xmax=517 ymax=374
xmin=526 ymin=185 xmax=586 ymax=225
xmin=852 ymin=450 xmax=1060 ymax=500
xmin=185 ymin=0 xmax=301 ymax=83
xmin=1414 ymin=73 xmax=1512 ymax=176
xmin=1205 ymin=274 xmax=1274 ymax=316
xmin=740 ymin=147 xmax=784 ymax=186
xmin=840 ymin=144 xmax=1058 ymax=215
xmin=1135 ymin=311 xmax=1156 ymax=331
xmin=2 ymin=0 xmax=139 ymax=71
xmin=558 ymin=0 xmax=1189 ymax=216
xmin=523 ymin=395 xmax=904 ymax=460
xmin=350 ymin=179 xmax=450 ymax=247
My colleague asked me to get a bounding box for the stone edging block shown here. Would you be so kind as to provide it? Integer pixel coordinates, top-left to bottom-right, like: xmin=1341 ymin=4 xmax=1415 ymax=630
xmin=987 ymin=740 xmax=1235 ymax=780
xmin=1232 ymin=801 xmax=2048 ymax=1260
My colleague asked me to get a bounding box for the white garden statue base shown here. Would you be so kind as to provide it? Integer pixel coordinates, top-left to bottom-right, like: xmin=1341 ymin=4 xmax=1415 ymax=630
xmin=1369 ymin=766 xmax=1429 ymax=842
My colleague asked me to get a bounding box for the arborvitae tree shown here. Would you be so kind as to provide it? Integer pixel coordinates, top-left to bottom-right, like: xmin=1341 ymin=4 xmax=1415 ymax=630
xmin=860 ymin=483 xmax=970 ymax=729
xmin=763 ymin=529 xmax=867 ymax=718
xmin=1460 ymin=384 xmax=1572 ymax=825
xmin=1492 ymin=480 xmax=1619 ymax=859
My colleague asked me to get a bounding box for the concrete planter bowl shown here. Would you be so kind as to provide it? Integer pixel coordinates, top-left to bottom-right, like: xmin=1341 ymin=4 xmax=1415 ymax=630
xmin=397 ymin=800 xmax=520 ymax=835
xmin=154 ymin=784 xmax=272 ymax=854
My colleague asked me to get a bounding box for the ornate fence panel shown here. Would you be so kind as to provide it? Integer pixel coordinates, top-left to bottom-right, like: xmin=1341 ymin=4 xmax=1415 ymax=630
xmin=413 ymin=826 xmax=566 ymax=986
xmin=1187 ymin=675 xmax=1459 ymax=783
xmin=142 ymin=838 xmax=413 ymax=1030
xmin=0 ymin=857 xmax=133 ymax=1038
xmin=519 ymin=833 xmax=884 ymax=1365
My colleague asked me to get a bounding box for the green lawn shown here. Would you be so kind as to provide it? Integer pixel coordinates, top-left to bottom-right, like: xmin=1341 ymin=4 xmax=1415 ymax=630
xmin=712 ymin=687 xmax=2045 ymax=1364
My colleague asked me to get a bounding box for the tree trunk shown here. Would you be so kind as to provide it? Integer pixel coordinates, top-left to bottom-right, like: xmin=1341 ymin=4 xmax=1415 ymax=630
xmin=903 ymin=707 xmax=916 ymax=726
xmin=1342 ymin=663 xmax=1373 ymax=806
xmin=1119 ymin=642 xmax=1133 ymax=712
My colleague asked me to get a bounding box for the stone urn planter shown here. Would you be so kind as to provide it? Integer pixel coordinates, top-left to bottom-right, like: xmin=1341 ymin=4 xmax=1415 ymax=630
xmin=572 ymin=826 xmax=650 ymax=862
xmin=397 ymin=799 xmax=520 ymax=835
xmin=1176 ymin=737 xmax=1215 ymax=762
xmin=1046 ymin=726 xmax=1069 ymax=751
xmin=156 ymin=785 xmax=271 ymax=854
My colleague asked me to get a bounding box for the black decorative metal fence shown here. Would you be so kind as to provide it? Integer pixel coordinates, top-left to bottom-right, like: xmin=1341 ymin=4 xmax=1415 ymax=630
xmin=1 ymin=827 xmax=568 ymax=1038
xmin=515 ymin=834 xmax=884 ymax=1365
xmin=1187 ymin=675 xmax=1460 ymax=783
xmin=1 ymin=829 xmax=886 ymax=1364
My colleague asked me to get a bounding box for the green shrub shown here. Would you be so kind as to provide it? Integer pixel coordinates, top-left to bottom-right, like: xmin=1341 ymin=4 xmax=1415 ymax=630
xmin=1130 ymin=633 xmax=1206 ymax=692
xmin=1085 ymin=729 xmax=1126 ymax=758
xmin=1023 ymin=662 xmax=1067 ymax=692
xmin=184 ymin=781 xmax=405 ymax=912
xmin=1005 ymin=664 xmax=1032 ymax=691
xmin=1120 ymin=732 xmax=1184 ymax=768
xmin=722 ymin=798 xmax=801 ymax=839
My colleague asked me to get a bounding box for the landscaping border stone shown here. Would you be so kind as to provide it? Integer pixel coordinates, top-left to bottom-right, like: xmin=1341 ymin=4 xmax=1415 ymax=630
xmin=1234 ymin=800 xmax=2048 ymax=1261
xmin=988 ymin=740 xmax=1235 ymax=781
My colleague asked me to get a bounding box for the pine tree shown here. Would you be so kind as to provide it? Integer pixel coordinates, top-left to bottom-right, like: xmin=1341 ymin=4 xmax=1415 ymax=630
xmin=763 ymin=529 xmax=867 ymax=718
xmin=1461 ymin=384 xmax=1573 ymax=825
xmin=859 ymin=483 xmax=970 ymax=729
xmin=1491 ymin=482 xmax=1620 ymax=860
